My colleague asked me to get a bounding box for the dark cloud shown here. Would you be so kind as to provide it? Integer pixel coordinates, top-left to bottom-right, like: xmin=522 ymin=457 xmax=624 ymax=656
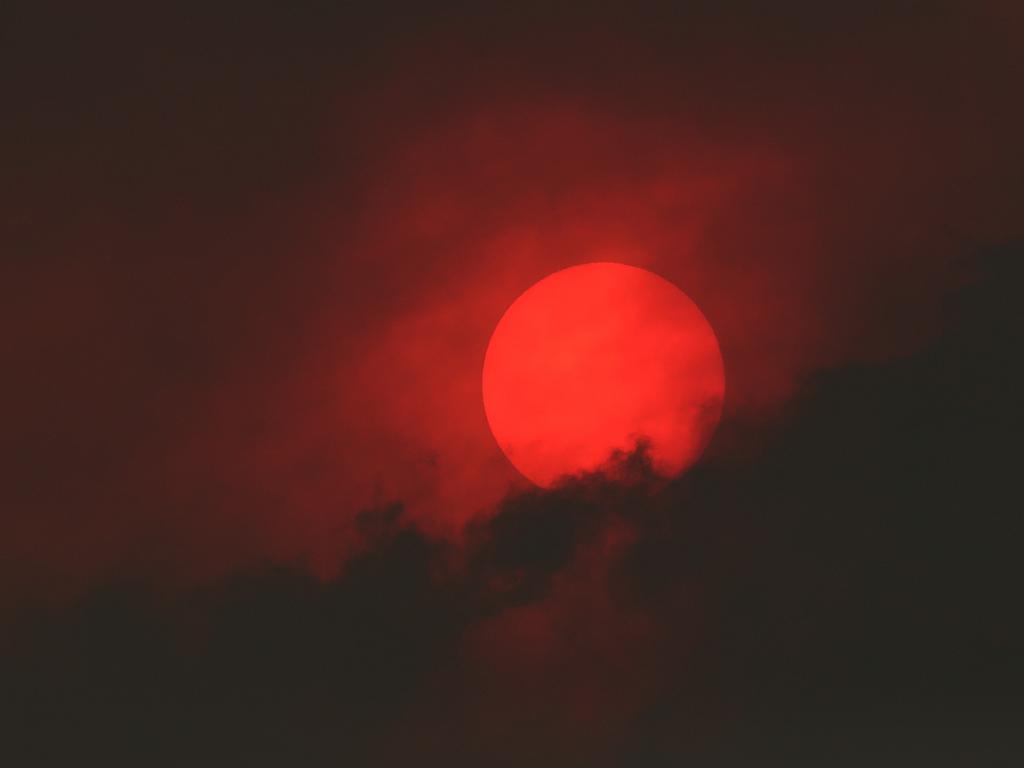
xmin=4 ymin=249 xmax=1022 ymax=765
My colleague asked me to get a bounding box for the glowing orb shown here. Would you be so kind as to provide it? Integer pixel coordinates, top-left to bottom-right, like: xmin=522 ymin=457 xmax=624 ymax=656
xmin=482 ymin=262 xmax=725 ymax=487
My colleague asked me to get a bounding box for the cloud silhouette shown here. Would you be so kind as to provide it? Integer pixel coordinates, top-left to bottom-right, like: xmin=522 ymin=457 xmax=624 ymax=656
xmin=4 ymin=249 xmax=1023 ymax=765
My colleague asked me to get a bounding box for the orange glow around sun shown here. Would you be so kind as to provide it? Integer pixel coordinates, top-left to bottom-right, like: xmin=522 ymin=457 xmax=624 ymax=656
xmin=482 ymin=262 xmax=726 ymax=487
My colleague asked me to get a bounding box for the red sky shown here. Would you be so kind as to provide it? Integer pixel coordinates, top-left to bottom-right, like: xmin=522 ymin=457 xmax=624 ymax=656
xmin=2 ymin=1 xmax=1022 ymax=601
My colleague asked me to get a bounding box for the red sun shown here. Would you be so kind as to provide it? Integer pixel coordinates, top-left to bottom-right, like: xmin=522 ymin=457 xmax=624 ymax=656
xmin=482 ymin=262 xmax=726 ymax=487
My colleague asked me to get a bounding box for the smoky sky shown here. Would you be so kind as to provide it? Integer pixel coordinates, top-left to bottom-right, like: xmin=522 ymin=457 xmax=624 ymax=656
xmin=2 ymin=2 xmax=1023 ymax=765
xmin=4 ymin=0 xmax=1023 ymax=589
